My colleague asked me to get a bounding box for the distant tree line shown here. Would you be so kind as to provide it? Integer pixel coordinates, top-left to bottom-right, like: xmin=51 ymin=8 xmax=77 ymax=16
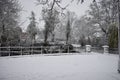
xmin=0 ymin=0 xmax=119 ymax=49
xmin=34 ymin=0 xmax=118 ymax=48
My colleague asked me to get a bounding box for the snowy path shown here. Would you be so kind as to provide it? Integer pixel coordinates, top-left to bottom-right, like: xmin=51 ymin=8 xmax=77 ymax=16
xmin=0 ymin=53 xmax=120 ymax=80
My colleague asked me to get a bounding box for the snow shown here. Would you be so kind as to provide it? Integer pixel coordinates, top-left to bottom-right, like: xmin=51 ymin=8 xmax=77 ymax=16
xmin=71 ymin=44 xmax=81 ymax=47
xmin=0 ymin=53 xmax=120 ymax=80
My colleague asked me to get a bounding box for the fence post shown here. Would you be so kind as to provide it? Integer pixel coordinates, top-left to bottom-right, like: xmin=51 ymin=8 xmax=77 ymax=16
xmin=9 ymin=46 xmax=10 ymax=56
xmin=59 ymin=46 xmax=61 ymax=53
xmin=30 ymin=47 xmax=33 ymax=55
xmin=0 ymin=45 xmax=2 ymax=56
xmin=31 ymin=46 xmax=33 ymax=55
xmin=21 ymin=46 xmax=22 ymax=55
xmin=68 ymin=46 xmax=69 ymax=53
xmin=41 ymin=46 xmax=42 ymax=54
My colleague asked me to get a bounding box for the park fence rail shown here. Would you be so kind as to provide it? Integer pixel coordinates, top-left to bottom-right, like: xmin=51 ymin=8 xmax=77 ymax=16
xmin=0 ymin=46 xmax=80 ymax=56
xmin=0 ymin=46 xmax=118 ymax=56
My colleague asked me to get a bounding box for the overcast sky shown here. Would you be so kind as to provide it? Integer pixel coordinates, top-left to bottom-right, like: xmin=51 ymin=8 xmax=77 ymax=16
xmin=18 ymin=0 xmax=92 ymax=32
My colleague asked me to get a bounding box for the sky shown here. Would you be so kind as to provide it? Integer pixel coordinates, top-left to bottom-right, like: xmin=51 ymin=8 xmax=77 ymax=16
xmin=18 ymin=0 xmax=92 ymax=32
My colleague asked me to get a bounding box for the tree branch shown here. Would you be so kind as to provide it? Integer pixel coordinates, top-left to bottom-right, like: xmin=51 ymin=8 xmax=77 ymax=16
xmin=50 ymin=0 xmax=55 ymax=11
xmin=56 ymin=2 xmax=69 ymax=10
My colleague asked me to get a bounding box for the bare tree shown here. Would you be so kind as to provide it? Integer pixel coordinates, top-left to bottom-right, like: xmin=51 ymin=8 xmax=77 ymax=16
xmin=41 ymin=7 xmax=60 ymax=43
xmin=72 ymin=15 xmax=96 ymax=46
xmin=87 ymin=0 xmax=118 ymax=45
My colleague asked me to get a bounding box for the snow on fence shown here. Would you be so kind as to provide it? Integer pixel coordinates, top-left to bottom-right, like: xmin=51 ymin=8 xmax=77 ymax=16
xmin=0 ymin=45 xmax=117 ymax=56
xmin=0 ymin=46 xmax=79 ymax=56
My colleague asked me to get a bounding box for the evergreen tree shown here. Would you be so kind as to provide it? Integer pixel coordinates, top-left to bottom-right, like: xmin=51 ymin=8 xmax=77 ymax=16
xmin=0 ymin=0 xmax=21 ymax=46
xmin=108 ymin=24 xmax=118 ymax=48
xmin=27 ymin=11 xmax=37 ymax=44
xmin=66 ymin=12 xmax=71 ymax=44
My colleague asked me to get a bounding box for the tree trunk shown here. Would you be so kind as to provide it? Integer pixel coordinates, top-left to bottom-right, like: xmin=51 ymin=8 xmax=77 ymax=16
xmin=1 ymin=24 xmax=7 ymax=46
xmin=66 ymin=32 xmax=70 ymax=44
xmin=51 ymin=33 xmax=55 ymax=42
xmin=105 ymin=34 xmax=109 ymax=45
xmin=118 ymin=0 xmax=120 ymax=73
xmin=44 ymin=30 xmax=48 ymax=44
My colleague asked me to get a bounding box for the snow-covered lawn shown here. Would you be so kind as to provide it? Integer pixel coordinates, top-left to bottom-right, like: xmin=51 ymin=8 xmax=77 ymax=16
xmin=0 ymin=53 xmax=120 ymax=80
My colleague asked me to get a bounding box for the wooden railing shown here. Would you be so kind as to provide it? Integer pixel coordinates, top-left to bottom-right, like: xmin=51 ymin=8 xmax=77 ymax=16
xmin=0 ymin=46 xmax=80 ymax=56
xmin=1 ymin=46 xmax=113 ymax=57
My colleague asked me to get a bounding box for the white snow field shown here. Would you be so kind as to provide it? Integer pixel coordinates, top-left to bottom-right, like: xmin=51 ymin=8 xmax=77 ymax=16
xmin=0 ymin=53 xmax=120 ymax=80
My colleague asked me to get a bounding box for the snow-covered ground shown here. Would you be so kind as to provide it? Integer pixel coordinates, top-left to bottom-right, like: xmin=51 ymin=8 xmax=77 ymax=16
xmin=0 ymin=53 xmax=120 ymax=80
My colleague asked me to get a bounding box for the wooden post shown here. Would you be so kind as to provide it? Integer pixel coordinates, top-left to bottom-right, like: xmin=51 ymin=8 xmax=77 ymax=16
xmin=9 ymin=46 xmax=10 ymax=56
xmin=21 ymin=46 xmax=22 ymax=55
xmin=59 ymin=46 xmax=61 ymax=53
xmin=0 ymin=46 xmax=1 ymax=56
xmin=41 ymin=46 xmax=42 ymax=54
xmin=31 ymin=46 xmax=33 ymax=55
xmin=0 ymin=44 xmax=1 ymax=56
xmin=68 ymin=46 xmax=69 ymax=53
